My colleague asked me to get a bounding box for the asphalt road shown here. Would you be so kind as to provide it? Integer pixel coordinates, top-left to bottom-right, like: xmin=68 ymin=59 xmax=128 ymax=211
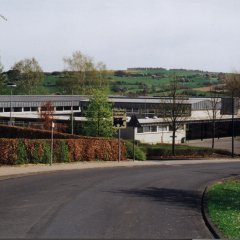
xmin=0 ymin=162 xmax=239 ymax=239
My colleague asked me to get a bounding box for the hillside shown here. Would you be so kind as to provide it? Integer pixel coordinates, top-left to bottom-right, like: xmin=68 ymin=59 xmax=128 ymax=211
xmin=5 ymin=68 xmax=226 ymax=96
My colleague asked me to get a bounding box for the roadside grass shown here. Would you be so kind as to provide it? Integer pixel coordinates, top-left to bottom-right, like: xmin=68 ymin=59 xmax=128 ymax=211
xmin=207 ymin=179 xmax=240 ymax=239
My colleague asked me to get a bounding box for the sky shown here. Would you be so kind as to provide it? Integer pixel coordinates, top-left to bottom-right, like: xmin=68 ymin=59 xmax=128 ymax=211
xmin=1 ymin=0 xmax=240 ymax=72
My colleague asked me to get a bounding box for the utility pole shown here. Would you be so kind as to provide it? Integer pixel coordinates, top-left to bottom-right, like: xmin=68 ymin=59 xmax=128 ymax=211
xmin=231 ymin=94 xmax=234 ymax=158
xmin=71 ymin=91 xmax=74 ymax=135
xmin=50 ymin=121 xmax=54 ymax=166
xmin=7 ymin=83 xmax=17 ymax=126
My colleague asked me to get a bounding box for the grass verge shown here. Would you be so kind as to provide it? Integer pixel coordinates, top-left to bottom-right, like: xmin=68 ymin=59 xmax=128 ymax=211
xmin=207 ymin=178 xmax=240 ymax=239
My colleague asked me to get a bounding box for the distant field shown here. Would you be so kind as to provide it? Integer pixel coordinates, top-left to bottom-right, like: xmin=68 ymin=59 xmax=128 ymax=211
xmin=42 ymin=68 xmax=223 ymax=97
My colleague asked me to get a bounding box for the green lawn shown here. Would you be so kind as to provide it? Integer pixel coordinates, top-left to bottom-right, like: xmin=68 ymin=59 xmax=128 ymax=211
xmin=207 ymin=179 xmax=240 ymax=239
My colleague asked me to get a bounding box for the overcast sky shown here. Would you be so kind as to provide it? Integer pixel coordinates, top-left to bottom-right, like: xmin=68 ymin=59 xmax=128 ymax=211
xmin=1 ymin=0 xmax=240 ymax=72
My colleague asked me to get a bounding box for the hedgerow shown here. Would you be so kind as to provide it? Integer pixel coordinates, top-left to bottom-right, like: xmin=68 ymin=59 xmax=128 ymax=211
xmin=0 ymin=138 xmax=126 ymax=165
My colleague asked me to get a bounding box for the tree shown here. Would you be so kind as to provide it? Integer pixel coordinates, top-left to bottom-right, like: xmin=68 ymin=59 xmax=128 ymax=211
xmin=204 ymin=90 xmax=222 ymax=149
xmin=160 ymin=76 xmax=191 ymax=155
xmin=0 ymin=60 xmax=7 ymax=94
xmin=224 ymin=72 xmax=240 ymax=97
xmin=61 ymin=51 xmax=109 ymax=94
xmin=39 ymin=101 xmax=55 ymax=130
xmin=12 ymin=58 xmax=44 ymax=94
xmin=84 ymin=89 xmax=114 ymax=137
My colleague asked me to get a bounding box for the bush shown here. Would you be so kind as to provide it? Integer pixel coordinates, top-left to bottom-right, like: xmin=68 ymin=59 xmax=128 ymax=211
xmin=125 ymin=141 xmax=146 ymax=160
xmin=16 ymin=139 xmax=28 ymax=164
xmin=141 ymin=143 xmax=231 ymax=159
xmin=42 ymin=141 xmax=51 ymax=164
xmin=32 ymin=142 xmax=42 ymax=164
xmin=56 ymin=140 xmax=69 ymax=163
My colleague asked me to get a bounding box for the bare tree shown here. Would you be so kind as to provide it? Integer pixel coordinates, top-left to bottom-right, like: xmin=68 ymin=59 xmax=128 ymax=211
xmin=39 ymin=101 xmax=55 ymax=130
xmin=160 ymin=77 xmax=191 ymax=155
xmin=204 ymin=89 xmax=222 ymax=149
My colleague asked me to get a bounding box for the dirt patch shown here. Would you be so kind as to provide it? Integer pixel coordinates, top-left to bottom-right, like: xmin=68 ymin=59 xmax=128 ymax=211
xmin=193 ymin=86 xmax=212 ymax=92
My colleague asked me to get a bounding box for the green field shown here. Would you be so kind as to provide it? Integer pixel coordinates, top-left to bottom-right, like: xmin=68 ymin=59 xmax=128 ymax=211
xmin=207 ymin=179 xmax=240 ymax=239
xmin=40 ymin=68 xmax=224 ymax=96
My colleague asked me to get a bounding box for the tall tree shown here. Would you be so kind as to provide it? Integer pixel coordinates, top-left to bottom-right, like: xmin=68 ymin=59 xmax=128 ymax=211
xmin=0 ymin=60 xmax=7 ymax=94
xmin=84 ymin=89 xmax=114 ymax=137
xmin=12 ymin=58 xmax=44 ymax=94
xmin=61 ymin=51 xmax=109 ymax=94
xmin=160 ymin=76 xmax=191 ymax=155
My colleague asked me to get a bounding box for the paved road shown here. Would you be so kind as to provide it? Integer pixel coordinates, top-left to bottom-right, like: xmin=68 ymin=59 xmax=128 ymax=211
xmin=186 ymin=137 xmax=240 ymax=154
xmin=0 ymin=162 xmax=239 ymax=239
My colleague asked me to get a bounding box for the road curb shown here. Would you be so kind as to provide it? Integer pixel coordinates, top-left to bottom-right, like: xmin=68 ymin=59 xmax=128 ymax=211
xmin=201 ymin=183 xmax=224 ymax=239
xmin=202 ymin=175 xmax=240 ymax=239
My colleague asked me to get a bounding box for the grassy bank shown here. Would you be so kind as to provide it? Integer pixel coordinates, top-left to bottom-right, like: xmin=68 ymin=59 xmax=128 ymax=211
xmin=207 ymin=179 xmax=240 ymax=239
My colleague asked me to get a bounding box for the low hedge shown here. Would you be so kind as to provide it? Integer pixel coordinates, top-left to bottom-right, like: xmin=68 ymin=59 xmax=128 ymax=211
xmin=0 ymin=138 xmax=126 ymax=165
xmin=141 ymin=143 xmax=232 ymax=159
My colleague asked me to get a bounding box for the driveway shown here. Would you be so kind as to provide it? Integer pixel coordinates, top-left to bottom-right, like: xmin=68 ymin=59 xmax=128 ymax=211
xmin=0 ymin=161 xmax=239 ymax=239
xmin=186 ymin=137 xmax=240 ymax=155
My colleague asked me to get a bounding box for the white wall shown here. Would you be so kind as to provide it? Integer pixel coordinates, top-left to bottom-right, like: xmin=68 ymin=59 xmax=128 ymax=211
xmin=135 ymin=127 xmax=186 ymax=144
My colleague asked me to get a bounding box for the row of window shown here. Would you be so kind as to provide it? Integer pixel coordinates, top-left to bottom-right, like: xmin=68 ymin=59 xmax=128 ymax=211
xmin=0 ymin=106 xmax=80 ymax=113
xmin=126 ymin=108 xmax=191 ymax=116
xmin=137 ymin=125 xmax=168 ymax=133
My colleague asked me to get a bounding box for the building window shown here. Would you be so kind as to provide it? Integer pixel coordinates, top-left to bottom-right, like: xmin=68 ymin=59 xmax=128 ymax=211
xmin=73 ymin=106 xmax=79 ymax=110
xmin=137 ymin=125 xmax=158 ymax=133
xmin=31 ymin=107 xmax=38 ymax=112
xmin=56 ymin=106 xmax=64 ymax=111
xmin=158 ymin=125 xmax=168 ymax=132
xmin=13 ymin=107 xmax=22 ymax=112
xmin=24 ymin=107 xmax=30 ymax=112
xmin=64 ymin=106 xmax=71 ymax=111
xmin=4 ymin=108 xmax=10 ymax=112
xmin=143 ymin=126 xmax=151 ymax=132
xmin=0 ymin=108 xmax=3 ymax=112
xmin=151 ymin=126 xmax=157 ymax=132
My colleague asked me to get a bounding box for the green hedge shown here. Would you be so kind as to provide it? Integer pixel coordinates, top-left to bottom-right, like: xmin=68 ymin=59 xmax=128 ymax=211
xmin=140 ymin=143 xmax=232 ymax=159
xmin=125 ymin=141 xmax=146 ymax=160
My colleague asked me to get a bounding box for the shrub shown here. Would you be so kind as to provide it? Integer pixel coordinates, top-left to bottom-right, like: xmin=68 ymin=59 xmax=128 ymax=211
xmin=57 ymin=140 xmax=69 ymax=163
xmin=16 ymin=139 xmax=28 ymax=164
xmin=141 ymin=143 xmax=231 ymax=159
xmin=125 ymin=141 xmax=146 ymax=160
xmin=32 ymin=142 xmax=42 ymax=164
xmin=42 ymin=141 xmax=51 ymax=164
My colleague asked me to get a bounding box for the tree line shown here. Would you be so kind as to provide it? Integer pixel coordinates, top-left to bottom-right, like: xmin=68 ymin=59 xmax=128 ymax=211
xmin=0 ymin=51 xmax=109 ymax=95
